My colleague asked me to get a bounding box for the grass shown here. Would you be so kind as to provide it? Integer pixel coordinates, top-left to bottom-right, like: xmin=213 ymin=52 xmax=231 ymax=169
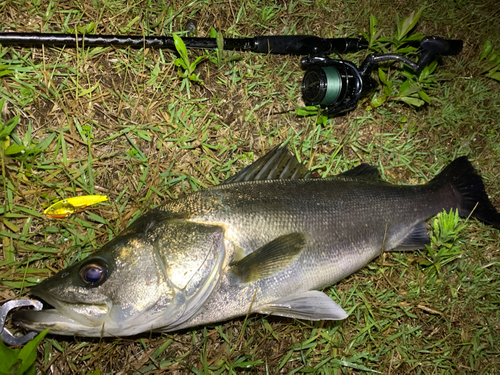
xmin=1 ymin=0 xmax=500 ymax=373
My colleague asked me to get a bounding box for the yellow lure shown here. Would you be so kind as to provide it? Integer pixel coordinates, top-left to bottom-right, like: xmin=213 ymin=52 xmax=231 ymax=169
xmin=44 ymin=195 xmax=108 ymax=218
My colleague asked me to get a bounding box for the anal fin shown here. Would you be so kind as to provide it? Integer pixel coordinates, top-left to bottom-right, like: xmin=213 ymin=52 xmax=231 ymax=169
xmin=391 ymin=222 xmax=430 ymax=251
xmin=257 ymin=290 xmax=348 ymax=321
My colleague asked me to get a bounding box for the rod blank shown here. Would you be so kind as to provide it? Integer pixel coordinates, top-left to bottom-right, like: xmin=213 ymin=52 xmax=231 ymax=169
xmin=0 ymin=33 xmax=368 ymax=55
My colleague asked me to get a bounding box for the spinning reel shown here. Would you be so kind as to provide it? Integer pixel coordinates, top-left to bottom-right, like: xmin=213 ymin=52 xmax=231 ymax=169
xmin=301 ymin=36 xmax=463 ymax=115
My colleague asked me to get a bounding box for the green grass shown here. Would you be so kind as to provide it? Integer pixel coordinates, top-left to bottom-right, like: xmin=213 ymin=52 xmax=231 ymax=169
xmin=1 ymin=0 xmax=500 ymax=373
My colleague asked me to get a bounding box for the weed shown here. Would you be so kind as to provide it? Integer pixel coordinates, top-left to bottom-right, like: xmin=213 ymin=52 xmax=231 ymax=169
xmin=480 ymin=40 xmax=500 ymax=82
xmin=362 ymin=9 xmax=424 ymax=52
xmin=208 ymin=28 xmax=243 ymax=68
xmin=173 ymin=34 xmax=207 ymax=98
xmin=0 ymin=329 xmax=50 ymax=375
xmin=421 ymin=209 xmax=466 ymax=281
xmin=0 ymin=102 xmax=23 ymax=157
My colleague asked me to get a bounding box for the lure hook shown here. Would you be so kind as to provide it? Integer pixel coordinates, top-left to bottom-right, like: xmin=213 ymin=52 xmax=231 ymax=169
xmin=0 ymin=300 xmax=43 ymax=346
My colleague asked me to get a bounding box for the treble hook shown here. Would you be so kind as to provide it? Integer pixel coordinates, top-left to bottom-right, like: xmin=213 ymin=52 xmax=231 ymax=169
xmin=0 ymin=300 xmax=43 ymax=346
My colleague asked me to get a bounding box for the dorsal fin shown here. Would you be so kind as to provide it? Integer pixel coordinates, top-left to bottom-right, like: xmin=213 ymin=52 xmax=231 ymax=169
xmin=336 ymin=163 xmax=381 ymax=180
xmin=221 ymin=144 xmax=312 ymax=185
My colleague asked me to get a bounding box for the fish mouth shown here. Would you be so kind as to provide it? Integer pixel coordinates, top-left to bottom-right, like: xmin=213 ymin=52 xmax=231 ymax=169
xmin=13 ymin=308 xmax=91 ymax=335
xmin=13 ymin=290 xmax=111 ymax=336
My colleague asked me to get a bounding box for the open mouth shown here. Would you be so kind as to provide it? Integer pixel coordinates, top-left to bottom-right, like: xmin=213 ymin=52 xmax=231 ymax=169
xmin=14 ymin=306 xmax=85 ymax=331
xmin=13 ymin=291 xmax=110 ymax=336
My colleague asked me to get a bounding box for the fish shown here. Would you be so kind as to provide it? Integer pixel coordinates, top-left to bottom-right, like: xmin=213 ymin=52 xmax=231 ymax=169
xmin=13 ymin=145 xmax=500 ymax=337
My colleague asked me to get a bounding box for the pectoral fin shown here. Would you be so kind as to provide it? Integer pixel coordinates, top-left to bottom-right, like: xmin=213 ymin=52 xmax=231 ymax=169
xmin=257 ymin=290 xmax=348 ymax=320
xmin=230 ymin=233 xmax=306 ymax=283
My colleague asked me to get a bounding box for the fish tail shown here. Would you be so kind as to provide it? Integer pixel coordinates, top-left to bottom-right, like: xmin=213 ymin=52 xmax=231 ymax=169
xmin=430 ymin=157 xmax=500 ymax=228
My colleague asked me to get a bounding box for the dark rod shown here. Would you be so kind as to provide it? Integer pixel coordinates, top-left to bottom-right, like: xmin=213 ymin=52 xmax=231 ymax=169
xmin=0 ymin=33 xmax=368 ymax=55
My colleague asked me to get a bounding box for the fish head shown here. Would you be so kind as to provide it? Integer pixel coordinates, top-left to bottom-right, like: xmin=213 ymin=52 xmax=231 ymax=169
xmin=14 ymin=212 xmax=226 ymax=337
xmin=14 ymin=231 xmax=177 ymax=336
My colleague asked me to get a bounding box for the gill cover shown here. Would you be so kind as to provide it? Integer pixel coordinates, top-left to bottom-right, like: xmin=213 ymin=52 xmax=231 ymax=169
xmin=153 ymin=219 xmax=225 ymax=331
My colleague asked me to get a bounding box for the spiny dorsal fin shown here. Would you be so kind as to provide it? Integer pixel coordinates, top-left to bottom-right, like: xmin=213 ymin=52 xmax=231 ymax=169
xmin=336 ymin=163 xmax=381 ymax=180
xmin=230 ymin=232 xmax=306 ymax=283
xmin=257 ymin=290 xmax=348 ymax=320
xmin=221 ymin=144 xmax=312 ymax=184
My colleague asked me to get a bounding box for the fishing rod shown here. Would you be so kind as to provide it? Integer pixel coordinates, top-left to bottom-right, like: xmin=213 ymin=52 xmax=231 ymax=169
xmin=0 ymin=32 xmax=462 ymax=116
xmin=0 ymin=33 xmax=368 ymax=55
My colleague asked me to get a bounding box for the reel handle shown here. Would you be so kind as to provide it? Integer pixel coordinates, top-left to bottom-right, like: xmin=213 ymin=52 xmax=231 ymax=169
xmin=359 ymin=37 xmax=464 ymax=76
xmin=416 ymin=36 xmax=463 ymax=69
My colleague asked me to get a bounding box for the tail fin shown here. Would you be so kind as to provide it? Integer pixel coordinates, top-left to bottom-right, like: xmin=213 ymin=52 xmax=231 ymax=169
xmin=430 ymin=157 xmax=500 ymax=228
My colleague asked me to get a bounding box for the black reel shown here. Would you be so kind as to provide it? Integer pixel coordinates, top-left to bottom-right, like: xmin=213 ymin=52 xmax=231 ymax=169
xmin=301 ymin=57 xmax=365 ymax=115
xmin=301 ymin=36 xmax=463 ymax=116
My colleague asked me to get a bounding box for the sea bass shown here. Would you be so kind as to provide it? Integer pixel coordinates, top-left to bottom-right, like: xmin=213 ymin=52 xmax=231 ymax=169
xmin=14 ymin=145 xmax=500 ymax=336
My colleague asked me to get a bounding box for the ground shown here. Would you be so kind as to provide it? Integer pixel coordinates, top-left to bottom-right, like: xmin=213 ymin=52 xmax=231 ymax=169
xmin=0 ymin=0 xmax=499 ymax=373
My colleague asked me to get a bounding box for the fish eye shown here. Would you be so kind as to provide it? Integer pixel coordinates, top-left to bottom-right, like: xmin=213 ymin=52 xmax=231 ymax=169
xmin=79 ymin=261 xmax=108 ymax=287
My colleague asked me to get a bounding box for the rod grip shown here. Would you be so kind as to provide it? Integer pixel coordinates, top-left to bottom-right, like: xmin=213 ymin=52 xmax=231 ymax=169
xmin=252 ymin=36 xmax=367 ymax=55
